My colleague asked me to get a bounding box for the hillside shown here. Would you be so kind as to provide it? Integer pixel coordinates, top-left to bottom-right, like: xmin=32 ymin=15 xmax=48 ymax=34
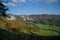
xmin=0 ymin=14 xmax=60 ymax=40
xmin=8 ymin=14 xmax=60 ymax=26
xmin=0 ymin=0 xmax=60 ymax=40
xmin=0 ymin=14 xmax=60 ymax=36
xmin=0 ymin=18 xmax=37 ymax=34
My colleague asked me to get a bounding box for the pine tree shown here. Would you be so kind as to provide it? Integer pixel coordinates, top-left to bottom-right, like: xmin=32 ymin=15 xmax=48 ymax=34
xmin=0 ymin=1 xmax=8 ymax=18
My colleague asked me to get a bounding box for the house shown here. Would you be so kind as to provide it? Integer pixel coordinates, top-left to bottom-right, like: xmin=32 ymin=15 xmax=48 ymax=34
xmin=7 ymin=15 xmax=16 ymax=20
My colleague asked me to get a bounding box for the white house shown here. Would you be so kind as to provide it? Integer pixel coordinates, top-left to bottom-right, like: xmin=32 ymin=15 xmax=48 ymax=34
xmin=26 ymin=17 xmax=33 ymax=21
xmin=7 ymin=15 xmax=16 ymax=20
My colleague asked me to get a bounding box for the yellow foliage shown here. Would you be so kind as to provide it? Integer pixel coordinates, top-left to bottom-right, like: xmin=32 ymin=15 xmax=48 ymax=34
xmin=0 ymin=18 xmax=37 ymax=34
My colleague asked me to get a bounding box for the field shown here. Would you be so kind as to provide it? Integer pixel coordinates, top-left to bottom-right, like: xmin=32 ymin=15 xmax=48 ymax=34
xmin=33 ymin=23 xmax=60 ymax=36
xmin=0 ymin=19 xmax=60 ymax=40
xmin=0 ymin=18 xmax=60 ymax=36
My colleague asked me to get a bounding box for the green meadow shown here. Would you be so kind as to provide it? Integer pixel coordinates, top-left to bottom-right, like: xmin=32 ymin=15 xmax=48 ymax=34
xmin=32 ymin=23 xmax=60 ymax=36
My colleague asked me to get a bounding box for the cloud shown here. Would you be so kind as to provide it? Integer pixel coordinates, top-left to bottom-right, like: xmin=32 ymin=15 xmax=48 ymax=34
xmin=2 ymin=0 xmax=59 ymax=7
xmin=43 ymin=0 xmax=59 ymax=3
xmin=28 ymin=0 xmax=59 ymax=3
xmin=19 ymin=0 xmax=26 ymax=3
xmin=7 ymin=2 xmax=17 ymax=6
xmin=12 ymin=0 xmax=18 ymax=3
xmin=1 ymin=0 xmax=17 ymax=7
xmin=11 ymin=0 xmax=26 ymax=3
xmin=2 ymin=2 xmax=7 ymax=6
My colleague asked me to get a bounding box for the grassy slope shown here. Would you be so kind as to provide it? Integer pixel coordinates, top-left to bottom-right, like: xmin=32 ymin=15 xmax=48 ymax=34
xmin=0 ymin=18 xmax=60 ymax=36
xmin=34 ymin=23 xmax=60 ymax=36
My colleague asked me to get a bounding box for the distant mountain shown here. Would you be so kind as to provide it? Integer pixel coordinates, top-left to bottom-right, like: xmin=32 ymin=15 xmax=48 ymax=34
xmin=7 ymin=14 xmax=60 ymax=26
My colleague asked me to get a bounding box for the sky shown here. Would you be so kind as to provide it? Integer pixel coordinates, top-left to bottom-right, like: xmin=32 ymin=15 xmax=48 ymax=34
xmin=2 ymin=0 xmax=60 ymax=15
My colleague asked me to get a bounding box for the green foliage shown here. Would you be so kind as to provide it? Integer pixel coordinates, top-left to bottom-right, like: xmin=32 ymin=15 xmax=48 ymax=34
xmin=34 ymin=23 xmax=60 ymax=36
xmin=0 ymin=17 xmax=60 ymax=36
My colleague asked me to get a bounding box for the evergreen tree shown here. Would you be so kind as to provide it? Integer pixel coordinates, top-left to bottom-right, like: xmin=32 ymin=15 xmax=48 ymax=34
xmin=0 ymin=1 xmax=8 ymax=17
